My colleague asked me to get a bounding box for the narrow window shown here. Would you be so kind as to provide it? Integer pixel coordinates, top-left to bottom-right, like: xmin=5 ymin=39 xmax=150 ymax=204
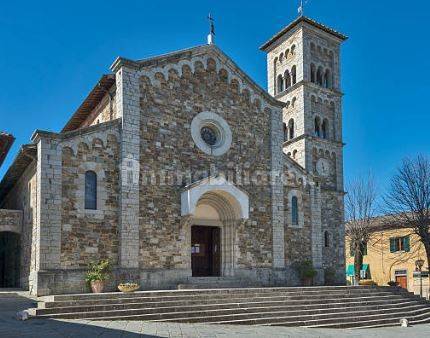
xmin=324 ymin=231 xmax=330 ymax=247
xmin=291 ymin=196 xmax=299 ymax=226
xmin=85 ymin=171 xmax=97 ymax=210
xmin=291 ymin=65 xmax=297 ymax=85
xmin=317 ymin=67 xmax=324 ymax=86
xmin=310 ymin=64 xmax=316 ymax=83
xmin=277 ymin=74 xmax=284 ymax=93
xmin=324 ymin=69 xmax=332 ymax=88
xmin=314 ymin=117 xmax=321 ymax=137
xmin=288 ymin=119 xmax=295 ymax=140
xmin=284 ymin=70 xmax=291 ymax=89
xmin=322 ymin=119 xmax=329 ymax=139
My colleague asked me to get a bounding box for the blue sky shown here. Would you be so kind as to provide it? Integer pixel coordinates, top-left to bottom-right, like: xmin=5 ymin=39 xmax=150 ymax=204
xmin=0 ymin=0 xmax=429 ymax=195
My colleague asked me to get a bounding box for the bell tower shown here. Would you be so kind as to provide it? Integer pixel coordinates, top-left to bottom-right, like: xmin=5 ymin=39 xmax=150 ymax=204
xmin=261 ymin=16 xmax=348 ymax=281
xmin=260 ymin=16 xmax=347 ymax=191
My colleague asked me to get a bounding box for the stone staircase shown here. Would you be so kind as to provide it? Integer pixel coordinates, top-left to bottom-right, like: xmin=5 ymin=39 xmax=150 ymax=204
xmin=28 ymin=286 xmax=430 ymax=328
xmin=177 ymin=277 xmax=254 ymax=289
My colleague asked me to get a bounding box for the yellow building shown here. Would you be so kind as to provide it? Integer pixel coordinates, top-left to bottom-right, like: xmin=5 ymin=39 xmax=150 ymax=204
xmin=345 ymin=222 xmax=429 ymax=298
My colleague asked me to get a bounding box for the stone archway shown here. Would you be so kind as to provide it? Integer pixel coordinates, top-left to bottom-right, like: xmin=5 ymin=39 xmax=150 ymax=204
xmin=0 ymin=232 xmax=20 ymax=288
xmin=181 ymin=176 xmax=249 ymax=277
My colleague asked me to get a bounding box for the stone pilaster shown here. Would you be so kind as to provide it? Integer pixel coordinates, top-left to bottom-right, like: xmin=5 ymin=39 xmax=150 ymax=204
xmin=115 ymin=66 xmax=141 ymax=269
xmin=310 ymin=182 xmax=323 ymax=284
xmin=270 ymin=107 xmax=285 ymax=268
xmin=32 ymin=136 xmax=62 ymax=295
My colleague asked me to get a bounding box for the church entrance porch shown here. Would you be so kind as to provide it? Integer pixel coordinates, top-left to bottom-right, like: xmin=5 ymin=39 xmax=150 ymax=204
xmin=182 ymin=175 xmax=249 ymax=279
xmin=0 ymin=232 xmax=20 ymax=288
xmin=191 ymin=226 xmax=221 ymax=277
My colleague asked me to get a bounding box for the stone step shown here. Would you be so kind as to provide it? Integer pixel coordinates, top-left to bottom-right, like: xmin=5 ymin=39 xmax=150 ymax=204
xmin=167 ymin=307 xmax=430 ymax=326
xmin=45 ymin=285 xmax=384 ymax=302
xmin=76 ymin=305 xmax=430 ymax=325
xmin=39 ymin=292 xmax=407 ymax=310
xmin=32 ymin=301 xmax=430 ymax=320
xmin=41 ymin=288 xmax=409 ymax=307
xmin=34 ymin=298 xmax=419 ymax=316
xmin=29 ymin=286 xmax=430 ymax=328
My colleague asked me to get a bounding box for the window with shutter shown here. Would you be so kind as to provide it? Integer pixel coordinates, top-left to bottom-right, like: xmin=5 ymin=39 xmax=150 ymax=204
xmin=403 ymin=236 xmax=410 ymax=252
xmin=390 ymin=238 xmax=396 ymax=253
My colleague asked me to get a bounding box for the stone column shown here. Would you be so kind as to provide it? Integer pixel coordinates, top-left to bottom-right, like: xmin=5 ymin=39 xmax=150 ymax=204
xmin=32 ymin=135 xmax=62 ymax=295
xmin=310 ymin=182 xmax=324 ymax=284
xmin=115 ymin=66 xmax=141 ymax=269
xmin=269 ymin=107 xmax=285 ymax=269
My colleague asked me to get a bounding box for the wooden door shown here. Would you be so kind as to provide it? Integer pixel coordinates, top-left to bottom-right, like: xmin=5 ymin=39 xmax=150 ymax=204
xmin=396 ymin=275 xmax=408 ymax=289
xmin=191 ymin=226 xmax=221 ymax=277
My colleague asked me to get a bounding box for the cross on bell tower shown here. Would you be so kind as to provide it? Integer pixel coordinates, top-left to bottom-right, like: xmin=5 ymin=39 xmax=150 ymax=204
xmin=298 ymin=0 xmax=307 ymax=17
xmin=207 ymin=13 xmax=215 ymax=45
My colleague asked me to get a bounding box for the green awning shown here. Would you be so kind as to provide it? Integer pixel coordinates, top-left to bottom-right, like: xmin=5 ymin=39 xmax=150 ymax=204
xmin=346 ymin=264 xmax=369 ymax=276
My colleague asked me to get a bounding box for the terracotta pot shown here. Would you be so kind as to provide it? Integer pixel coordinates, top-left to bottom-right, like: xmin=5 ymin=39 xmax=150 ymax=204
xmin=90 ymin=280 xmax=104 ymax=293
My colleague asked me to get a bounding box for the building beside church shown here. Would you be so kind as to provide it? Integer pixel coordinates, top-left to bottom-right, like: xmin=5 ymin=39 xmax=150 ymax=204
xmin=0 ymin=16 xmax=347 ymax=296
xmin=345 ymin=216 xmax=430 ymax=299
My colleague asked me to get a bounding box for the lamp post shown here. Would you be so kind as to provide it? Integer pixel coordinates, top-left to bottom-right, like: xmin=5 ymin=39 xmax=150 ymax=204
xmin=415 ymin=259 xmax=424 ymax=298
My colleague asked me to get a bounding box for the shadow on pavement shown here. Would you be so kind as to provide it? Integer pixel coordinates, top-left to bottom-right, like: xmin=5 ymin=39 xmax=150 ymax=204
xmin=0 ymin=293 xmax=161 ymax=337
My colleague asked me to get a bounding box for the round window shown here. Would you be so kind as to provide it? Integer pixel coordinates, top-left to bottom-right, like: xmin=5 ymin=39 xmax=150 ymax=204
xmin=200 ymin=125 xmax=219 ymax=147
xmin=191 ymin=112 xmax=232 ymax=156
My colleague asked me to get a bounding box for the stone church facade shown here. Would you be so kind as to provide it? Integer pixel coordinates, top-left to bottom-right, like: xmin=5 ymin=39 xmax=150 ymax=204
xmin=0 ymin=16 xmax=347 ymax=296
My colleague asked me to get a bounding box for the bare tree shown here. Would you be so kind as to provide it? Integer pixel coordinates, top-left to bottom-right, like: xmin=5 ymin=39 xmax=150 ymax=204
xmin=345 ymin=175 xmax=377 ymax=285
xmin=385 ymin=155 xmax=430 ymax=291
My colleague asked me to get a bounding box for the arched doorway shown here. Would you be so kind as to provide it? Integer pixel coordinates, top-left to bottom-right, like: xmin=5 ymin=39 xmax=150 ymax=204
xmin=0 ymin=232 xmax=20 ymax=288
xmin=181 ymin=176 xmax=249 ymax=278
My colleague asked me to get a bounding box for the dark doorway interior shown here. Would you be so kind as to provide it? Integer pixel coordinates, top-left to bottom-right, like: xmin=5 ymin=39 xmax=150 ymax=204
xmin=0 ymin=232 xmax=20 ymax=288
xmin=191 ymin=226 xmax=221 ymax=277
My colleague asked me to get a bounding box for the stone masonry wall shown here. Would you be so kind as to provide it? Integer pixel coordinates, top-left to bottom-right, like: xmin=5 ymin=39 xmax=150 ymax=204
xmin=60 ymin=129 xmax=120 ymax=268
xmin=138 ymin=56 xmax=278 ymax=272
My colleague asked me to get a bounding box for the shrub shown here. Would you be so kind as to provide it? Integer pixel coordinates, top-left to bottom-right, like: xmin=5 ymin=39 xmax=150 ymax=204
xmin=295 ymin=260 xmax=317 ymax=280
xmin=85 ymin=259 xmax=111 ymax=284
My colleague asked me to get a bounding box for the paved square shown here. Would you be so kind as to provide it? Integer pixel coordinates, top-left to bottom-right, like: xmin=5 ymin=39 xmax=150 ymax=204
xmin=1 ymin=294 xmax=429 ymax=337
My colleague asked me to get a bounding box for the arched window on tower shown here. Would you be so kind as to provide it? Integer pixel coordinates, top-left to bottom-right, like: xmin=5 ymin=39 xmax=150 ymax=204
xmin=317 ymin=66 xmax=324 ymax=86
xmin=291 ymin=65 xmax=297 ymax=85
xmin=322 ymin=119 xmax=329 ymax=139
xmin=310 ymin=64 xmax=316 ymax=83
xmin=291 ymin=196 xmax=299 ymax=226
xmin=85 ymin=171 xmax=97 ymax=210
xmin=277 ymin=74 xmax=284 ymax=94
xmin=284 ymin=70 xmax=292 ymax=89
xmin=324 ymin=69 xmax=332 ymax=88
xmin=288 ymin=119 xmax=295 ymax=140
xmin=283 ymin=122 xmax=287 ymax=141
xmin=314 ymin=117 xmax=321 ymax=137
xmin=324 ymin=231 xmax=330 ymax=247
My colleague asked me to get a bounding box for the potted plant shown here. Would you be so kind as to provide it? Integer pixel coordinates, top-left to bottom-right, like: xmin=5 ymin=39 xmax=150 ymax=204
xmin=85 ymin=259 xmax=111 ymax=293
xmin=295 ymin=260 xmax=317 ymax=286
xmin=324 ymin=267 xmax=336 ymax=286
xmin=118 ymin=282 xmax=140 ymax=293
xmin=388 ymin=280 xmax=398 ymax=287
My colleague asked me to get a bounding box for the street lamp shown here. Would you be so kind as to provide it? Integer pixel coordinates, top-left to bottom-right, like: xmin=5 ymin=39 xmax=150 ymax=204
xmin=415 ymin=259 xmax=425 ymax=298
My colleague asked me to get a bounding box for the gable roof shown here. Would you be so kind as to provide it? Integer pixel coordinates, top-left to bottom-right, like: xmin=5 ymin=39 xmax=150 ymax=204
xmin=0 ymin=132 xmax=15 ymax=168
xmin=61 ymin=74 xmax=115 ymax=133
xmin=260 ymin=16 xmax=348 ymax=51
xmin=110 ymin=44 xmax=285 ymax=108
